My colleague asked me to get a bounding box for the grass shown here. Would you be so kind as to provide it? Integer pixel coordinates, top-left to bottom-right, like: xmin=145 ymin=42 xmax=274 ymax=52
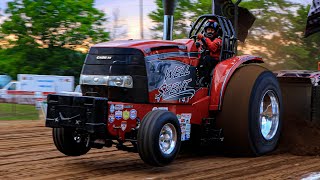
xmin=0 ymin=103 xmax=39 ymax=120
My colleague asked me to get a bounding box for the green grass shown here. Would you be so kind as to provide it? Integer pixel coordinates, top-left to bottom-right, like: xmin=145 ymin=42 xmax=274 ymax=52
xmin=0 ymin=103 xmax=39 ymax=120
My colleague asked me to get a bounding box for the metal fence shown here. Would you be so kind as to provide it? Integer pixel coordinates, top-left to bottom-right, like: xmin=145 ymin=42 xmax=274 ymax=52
xmin=0 ymin=102 xmax=44 ymax=120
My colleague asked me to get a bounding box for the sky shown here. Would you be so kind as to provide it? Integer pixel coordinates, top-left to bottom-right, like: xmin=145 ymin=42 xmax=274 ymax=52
xmin=0 ymin=0 xmax=314 ymax=40
xmin=0 ymin=0 xmax=158 ymax=39
xmin=94 ymin=0 xmax=157 ymax=39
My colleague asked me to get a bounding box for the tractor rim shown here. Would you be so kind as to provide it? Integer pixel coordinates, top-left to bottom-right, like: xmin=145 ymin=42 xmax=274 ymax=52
xmin=159 ymin=123 xmax=177 ymax=155
xmin=259 ymin=90 xmax=280 ymax=140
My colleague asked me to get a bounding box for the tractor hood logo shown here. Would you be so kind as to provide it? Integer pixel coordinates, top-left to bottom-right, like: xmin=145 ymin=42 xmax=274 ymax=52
xmin=96 ymin=56 xmax=112 ymax=60
xmin=155 ymin=65 xmax=195 ymax=102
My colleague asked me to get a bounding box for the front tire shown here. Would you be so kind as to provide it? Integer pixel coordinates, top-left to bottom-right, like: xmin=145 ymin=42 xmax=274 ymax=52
xmin=137 ymin=110 xmax=181 ymax=166
xmin=53 ymin=128 xmax=91 ymax=156
xmin=216 ymin=64 xmax=282 ymax=156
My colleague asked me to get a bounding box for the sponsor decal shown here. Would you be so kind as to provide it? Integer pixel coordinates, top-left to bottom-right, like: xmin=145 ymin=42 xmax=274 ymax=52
xmin=181 ymin=113 xmax=192 ymax=124
xmin=110 ymin=104 xmax=115 ymax=113
xmin=115 ymin=110 xmax=122 ymax=120
xmin=181 ymin=133 xmax=186 ymax=141
xmin=155 ymin=65 xmax=195 ymax=103
xmin=186 ymin=124 xmax=191 ymax=132
xmin=180 ymin=124 xmax=186 ymax=132
xmin=108 ymin=114 xmax=115 ymax=123
xmin=165 ymin=66 xmax=190 ymax=80
xmin=152 ymin=107 xmax=169 ymax=111
xmin=130 ymin=109 xmax=137 ymax=120
xmin=123 ymin=110 xmax=130 ymax=120
xmin=121 ymin=121 xmax=127 ymax=131
xmin=115 ymin=104 xmax=124 ymax=111
xmin=177 ymin=113 xmax=192 ymax=141
xmin=124 ymin=105 xmax=133 ymax=109
xmin=180 ymin=118 xmax=186 ymax=124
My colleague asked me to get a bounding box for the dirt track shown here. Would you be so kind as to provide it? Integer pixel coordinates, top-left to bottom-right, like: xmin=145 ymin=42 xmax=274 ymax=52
xmin=1 ymin=120 xmax=320 ymax=180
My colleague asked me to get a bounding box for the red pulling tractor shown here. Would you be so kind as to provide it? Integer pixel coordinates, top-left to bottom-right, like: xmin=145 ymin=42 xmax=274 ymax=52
xmin=45 ymin=0 xmax=320 ymax=166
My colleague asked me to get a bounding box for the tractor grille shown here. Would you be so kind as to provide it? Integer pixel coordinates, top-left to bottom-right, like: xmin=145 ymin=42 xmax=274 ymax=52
xmin=81 ymin=47 xmax=149 ymax=103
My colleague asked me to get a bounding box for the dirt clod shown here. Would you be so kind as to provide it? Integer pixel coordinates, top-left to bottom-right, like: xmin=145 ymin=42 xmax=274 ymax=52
xmin=279 ymin=118 xmax=320 ymax=156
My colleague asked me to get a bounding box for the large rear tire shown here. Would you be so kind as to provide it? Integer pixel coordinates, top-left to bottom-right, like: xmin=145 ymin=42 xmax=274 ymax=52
xmin=216 ymin=64 xmax=282 ymax=156
xmin=137 ymin=110 xmax=181 ymax=166
xmin=53 ymin=128 xmax=91 ymax=156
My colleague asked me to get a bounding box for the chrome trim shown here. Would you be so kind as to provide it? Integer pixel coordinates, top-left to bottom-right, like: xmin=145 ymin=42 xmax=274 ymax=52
xmin=159 ymin=123 xmax=177 ymax=155
xmin=80 ymin=75 xmax=133 ymax=88
xmin=163 ymin=15 xmax=174 ymax=40
xmin=259 ymin=90 xmax=280 ymax=140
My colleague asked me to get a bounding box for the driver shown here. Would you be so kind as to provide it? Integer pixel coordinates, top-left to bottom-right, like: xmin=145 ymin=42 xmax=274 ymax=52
xmin=196 ymin=19 xmax=222 ymax=84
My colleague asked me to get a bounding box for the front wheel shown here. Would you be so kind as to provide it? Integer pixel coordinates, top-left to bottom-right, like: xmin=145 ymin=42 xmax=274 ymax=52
xmin=137 ymin=110 xmax=181 ymax=166
xmin=53 ymin=128 xmax=91 ymax=156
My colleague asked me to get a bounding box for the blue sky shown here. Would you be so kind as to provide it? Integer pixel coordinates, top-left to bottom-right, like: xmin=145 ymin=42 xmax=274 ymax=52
xmin=0 ymin=0 xmax=313 ymax=39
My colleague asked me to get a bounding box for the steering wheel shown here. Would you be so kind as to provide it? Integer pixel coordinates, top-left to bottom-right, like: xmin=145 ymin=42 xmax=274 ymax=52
xmin=200 ymin=37 xmax=208 ymax=49
xmin=191 ymin=35 xmax=208 ymax=50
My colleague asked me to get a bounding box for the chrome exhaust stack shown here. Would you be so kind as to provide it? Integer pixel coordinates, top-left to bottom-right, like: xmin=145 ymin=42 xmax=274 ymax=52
xmin=162 ymin=0 xmax=177 ymax=40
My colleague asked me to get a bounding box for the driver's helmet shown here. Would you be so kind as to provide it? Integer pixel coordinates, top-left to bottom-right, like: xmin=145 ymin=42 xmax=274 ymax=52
xmin=204 ymin=19 xmax=219 ymax=38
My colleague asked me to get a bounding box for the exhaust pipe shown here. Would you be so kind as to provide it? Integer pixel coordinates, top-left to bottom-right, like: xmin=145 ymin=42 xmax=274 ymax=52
xmin=162 ymin=0 xmax=177 ymax=40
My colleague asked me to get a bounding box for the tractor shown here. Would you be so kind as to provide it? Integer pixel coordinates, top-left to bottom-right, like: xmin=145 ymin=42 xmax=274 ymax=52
xmin=45 ymin=0 xmax=289 ymax=166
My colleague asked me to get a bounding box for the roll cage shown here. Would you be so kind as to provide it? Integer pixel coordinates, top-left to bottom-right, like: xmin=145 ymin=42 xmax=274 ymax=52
xmin=189 ymin=14 xmax=237 ymax=61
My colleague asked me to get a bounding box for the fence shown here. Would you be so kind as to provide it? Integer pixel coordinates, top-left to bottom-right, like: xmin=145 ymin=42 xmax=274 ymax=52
xmin=0 ymin=102 xmax=42 ymax=120
xmin=0 ymin=92 xmax=47 ymax=120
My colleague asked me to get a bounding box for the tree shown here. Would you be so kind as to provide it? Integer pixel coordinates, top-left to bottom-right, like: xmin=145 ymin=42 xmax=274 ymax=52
xmin=1 ymin=0 xmax=109 ymax=48
xmin=0 ymin=0 xmax=110 ymax=79
xmin=149 ymin=0 xmax=320 ymax=70
xmin=0 ymin=46 xmax=86 ymax=79
xmin=276 ymin=4 xmax=320 ymax=70
xmin=240 ymin=1 xmax=320 ymax=70
xmin=148 ymin=0 xmax=198 ymax=39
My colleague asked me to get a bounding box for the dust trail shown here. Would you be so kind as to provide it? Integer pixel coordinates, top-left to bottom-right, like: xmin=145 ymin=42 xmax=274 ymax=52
xmin=277 ymin=118 xmax=320 ymax=156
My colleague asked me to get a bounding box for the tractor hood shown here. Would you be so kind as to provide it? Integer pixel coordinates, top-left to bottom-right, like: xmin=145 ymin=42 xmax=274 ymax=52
xmin=92 ymin=39 xmax=196 ymax=55
xmin=80 ymin=39 xmax=198 ymax=104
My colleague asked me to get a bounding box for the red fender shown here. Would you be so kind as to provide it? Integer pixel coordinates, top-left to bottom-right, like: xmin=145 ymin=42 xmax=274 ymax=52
xmin=209 ymin=55 xmax=264 ymax=111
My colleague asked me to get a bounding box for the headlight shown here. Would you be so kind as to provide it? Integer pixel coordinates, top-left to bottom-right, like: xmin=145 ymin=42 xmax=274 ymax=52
xmin=80 ymin=75 xmax=133 ymax=88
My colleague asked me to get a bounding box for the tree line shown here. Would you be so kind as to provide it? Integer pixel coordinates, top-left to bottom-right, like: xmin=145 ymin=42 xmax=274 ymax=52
xmin=0 ymin=0 xmax=109 ymax=79
xmin=0 ymin=0 xmax=319 ymax=81
xmin=149 ymin=0 xmax=320 ymax=70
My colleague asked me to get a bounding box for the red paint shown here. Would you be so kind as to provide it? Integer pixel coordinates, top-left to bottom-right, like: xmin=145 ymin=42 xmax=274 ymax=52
xmin=94 ymin=39 xmax=263 ymax=122
xmin=107 ymin=95 xmax=210 ymax=140
xmin=93 ymin=39 xmax=199 ymax=66
xmin=209 ymin=55 xmax=263 ymax=110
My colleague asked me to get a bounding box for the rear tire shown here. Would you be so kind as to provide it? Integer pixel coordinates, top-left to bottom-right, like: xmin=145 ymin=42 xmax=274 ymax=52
xmin=216 ymin=64 xmax=282 ymax=156
xmin=53 ymin=128 xmax=91 ymax=156
xmin=137 ymin=110 xmax=181 ymax=166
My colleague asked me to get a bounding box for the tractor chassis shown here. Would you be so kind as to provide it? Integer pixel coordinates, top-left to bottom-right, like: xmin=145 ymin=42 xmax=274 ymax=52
xmin=45 ymin=94 xmax=224 ymax=153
